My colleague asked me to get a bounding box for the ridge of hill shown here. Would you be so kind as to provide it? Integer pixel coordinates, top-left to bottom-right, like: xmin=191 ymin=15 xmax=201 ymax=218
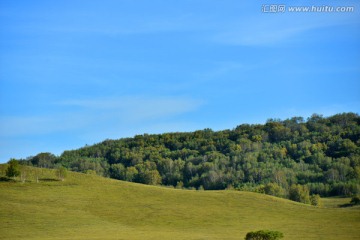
xmin=13 ymin=113 xmax=360 ymax=198
xmin=0 ymin=166 xmax=359 ymax=240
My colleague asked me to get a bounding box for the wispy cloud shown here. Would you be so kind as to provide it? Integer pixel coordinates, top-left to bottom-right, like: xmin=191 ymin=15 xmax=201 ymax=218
xmin=194 ymin=61 xmax=259 ymax=81
xmin=0 ymin=96 xmax=204 ymax=138
xmin=57 ymin=96 xmax=204 ymax=122
xmin=0 ymin=113 xmax=93 ymax=137
xmin=2 ymin=7 xmax=203 ymax=37
xmin=214 ymin=23 xmax=307 ymax=46
xmin=213 ymin=8 xmax=359 ymax=46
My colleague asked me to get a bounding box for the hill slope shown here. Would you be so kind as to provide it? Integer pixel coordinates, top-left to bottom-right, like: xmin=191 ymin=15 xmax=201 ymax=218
xmin=18 ymin=112 xmax=360 ymax=198
xmin=0 ymin=167 xmax=359 ymax=240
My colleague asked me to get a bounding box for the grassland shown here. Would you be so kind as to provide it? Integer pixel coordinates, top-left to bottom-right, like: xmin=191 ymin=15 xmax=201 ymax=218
xmin=0 ymin=166 xmax=359 ymax=240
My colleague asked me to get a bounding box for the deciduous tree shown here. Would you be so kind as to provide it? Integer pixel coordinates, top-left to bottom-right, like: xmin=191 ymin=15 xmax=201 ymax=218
xmin=57 ymin=166 xmax=67 ymax=181
xmin=6 ymin=159 xmax=20 ymax=179
xmin=289 ymin=184 xmax=310 ymax=204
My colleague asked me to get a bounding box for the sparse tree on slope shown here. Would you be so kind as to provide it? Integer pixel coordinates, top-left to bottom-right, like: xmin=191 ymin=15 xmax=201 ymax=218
xmin=289 ymin=184 xmax=310 ymax=204
xmin=57 ymin=166 xmax=67 ymax=181
xmin=6 ymin=159 xmax=20 ymax=179
xmin=310 ymin=194 xmax=322 ymax=207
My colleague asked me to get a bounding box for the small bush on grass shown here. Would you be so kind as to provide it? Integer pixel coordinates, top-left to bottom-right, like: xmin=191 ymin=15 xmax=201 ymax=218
xmin=310 ymin=194 xmax=322 ymax=207
xmin=350 ymin=196 xmax=360 ymax=205
xmin=6 ymin=159 xmax=20 ymax=179
xmin=245 ymin=230 xmax=284 ymax=240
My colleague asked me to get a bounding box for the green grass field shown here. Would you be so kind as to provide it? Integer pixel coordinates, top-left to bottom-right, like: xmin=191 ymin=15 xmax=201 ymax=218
xmin=0 ymin=166 xmax=359 ymax=240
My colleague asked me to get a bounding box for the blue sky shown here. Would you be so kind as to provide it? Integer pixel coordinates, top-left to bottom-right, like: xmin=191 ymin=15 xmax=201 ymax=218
xmin=1 ymin=0 xmax=359 ymax=162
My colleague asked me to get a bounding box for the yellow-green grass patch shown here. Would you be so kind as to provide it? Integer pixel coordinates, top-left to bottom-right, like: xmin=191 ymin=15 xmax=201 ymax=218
xmin=0 ymin=167 xmax=359 ymax=239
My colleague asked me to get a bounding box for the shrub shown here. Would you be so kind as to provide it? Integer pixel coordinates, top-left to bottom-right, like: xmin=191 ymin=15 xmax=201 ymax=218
xmin=263 ymin=183 xmax=286 ymax=198
xmin=57 ymin=166 xmax=67 ymax=181
xmin=350 ymin=196 xmax=360 ymax=205
xmin=6 ymin=159 xmax=21 ymax=179
xmin=289 ymin=184 xmax=310 ymax=204
xmin=245 ymin=230 xmax=284 ymax=240
xmin=310 ymin=194 xmax=322 ymax=207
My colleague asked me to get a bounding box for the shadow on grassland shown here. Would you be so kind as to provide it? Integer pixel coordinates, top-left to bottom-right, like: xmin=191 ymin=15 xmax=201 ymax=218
xmin=39 ymin=178 xmax=61 ymax=182
xmin=0 ymin=176 xmax=14 ymax=182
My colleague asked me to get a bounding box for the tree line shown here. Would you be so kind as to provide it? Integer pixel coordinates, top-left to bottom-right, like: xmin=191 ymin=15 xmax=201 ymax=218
xmin=2 ymin=159 xmax=67 ymax=183
xmin=13 ymin=113 xmax=360 ymax=203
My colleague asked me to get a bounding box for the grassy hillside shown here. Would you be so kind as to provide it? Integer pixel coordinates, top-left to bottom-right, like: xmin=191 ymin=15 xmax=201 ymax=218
xmin=0 ymin=166 xmax=359 ymax=240
xmin=18 ymin=113 xmax=360 ymax=197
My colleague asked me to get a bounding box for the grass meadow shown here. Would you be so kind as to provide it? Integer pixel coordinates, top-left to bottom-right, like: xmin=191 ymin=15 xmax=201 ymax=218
xmin=0 ymin=166 xmax=359 ymax=239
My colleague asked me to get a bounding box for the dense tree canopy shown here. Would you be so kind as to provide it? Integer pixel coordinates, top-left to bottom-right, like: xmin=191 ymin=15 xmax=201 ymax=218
xmin=6 ymin=159 xmax=21 ymax=178
xmin=17 ymin=113 xmax=360 ymax=200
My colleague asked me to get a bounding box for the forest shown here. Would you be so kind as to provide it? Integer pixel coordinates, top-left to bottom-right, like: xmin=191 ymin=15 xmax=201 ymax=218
xmin=15 ymin=112 xmax=360 ymax=201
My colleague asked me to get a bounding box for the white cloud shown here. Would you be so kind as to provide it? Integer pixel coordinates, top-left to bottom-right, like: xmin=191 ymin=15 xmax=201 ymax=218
xmin=193 ymin=61 xmax=259 ymax=83
xmin=0 ymin=113 xmax=93 ymax=137
xmin=213 ymin=8 xmax=359 ymax=46
xmin=0 ymin=96 xmax=204 ymax=138
xmin=214 ymin=24 xmax=306 ymax=46
xmin=57 ymin=96 xmax=204 ymax=122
